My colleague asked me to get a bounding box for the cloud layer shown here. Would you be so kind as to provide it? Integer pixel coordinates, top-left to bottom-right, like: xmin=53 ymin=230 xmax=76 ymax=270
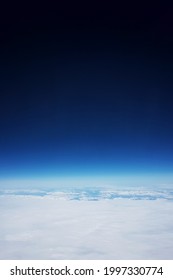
xmin=0 ymin=191 xmax=173 ymax=259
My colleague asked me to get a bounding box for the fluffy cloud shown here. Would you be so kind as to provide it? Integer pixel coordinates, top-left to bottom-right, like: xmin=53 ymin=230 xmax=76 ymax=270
xmin=0 ymin=191 xmax=173 ymax=259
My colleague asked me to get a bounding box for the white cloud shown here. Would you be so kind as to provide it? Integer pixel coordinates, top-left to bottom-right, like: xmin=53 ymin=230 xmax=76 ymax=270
xmin=0 ymin=194 xmax=173 ymax=259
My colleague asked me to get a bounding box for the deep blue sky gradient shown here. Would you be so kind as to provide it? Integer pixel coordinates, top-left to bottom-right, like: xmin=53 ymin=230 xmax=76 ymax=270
xmin=0 ymin=3 xmax=173 ymax=182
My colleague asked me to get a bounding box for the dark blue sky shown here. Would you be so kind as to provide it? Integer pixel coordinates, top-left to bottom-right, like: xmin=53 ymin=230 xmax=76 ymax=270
xmin=0 ymin=2 xmax=173 ymax=181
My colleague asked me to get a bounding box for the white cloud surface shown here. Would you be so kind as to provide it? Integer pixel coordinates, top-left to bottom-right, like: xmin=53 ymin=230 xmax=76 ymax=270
xmin=0 ymin=194 xmax=173 ymax=259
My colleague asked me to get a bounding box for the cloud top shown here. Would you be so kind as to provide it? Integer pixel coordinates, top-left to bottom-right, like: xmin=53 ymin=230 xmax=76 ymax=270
xmin=0 ymin=192 xmax=173 ymax=259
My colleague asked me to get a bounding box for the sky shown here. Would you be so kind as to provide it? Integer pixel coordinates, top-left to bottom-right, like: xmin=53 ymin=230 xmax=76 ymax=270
xmin=0 ymin=3 xmax=173 ymax=184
